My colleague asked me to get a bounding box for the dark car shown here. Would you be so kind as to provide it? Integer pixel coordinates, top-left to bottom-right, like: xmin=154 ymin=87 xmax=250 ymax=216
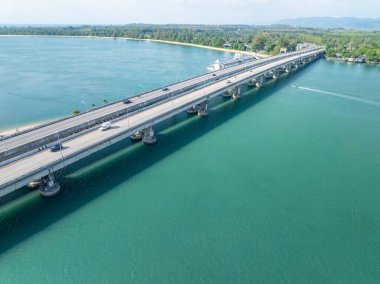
xmin=212 ymin=73 xmax=217 ymax=76
xmin=162 ymin=87 xmax=169 ymax=91
xmin=50 ymin=143 xmax=62 ymax=152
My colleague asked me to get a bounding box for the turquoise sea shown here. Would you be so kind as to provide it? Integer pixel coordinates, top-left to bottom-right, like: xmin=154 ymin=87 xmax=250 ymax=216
xmin=0 ymin=37 xmax=380 ymax=283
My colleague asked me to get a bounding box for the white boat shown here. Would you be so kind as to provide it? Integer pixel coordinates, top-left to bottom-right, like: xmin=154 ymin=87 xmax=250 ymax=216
xmin=207 ymin=60 xmax=224 ymax=72
xmin=207 ymin=54 xmax=255 ymax=72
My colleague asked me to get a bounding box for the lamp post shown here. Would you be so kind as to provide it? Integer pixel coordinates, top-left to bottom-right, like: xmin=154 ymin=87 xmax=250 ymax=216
xmin=56 ymin=130 xmax=64 ymax=161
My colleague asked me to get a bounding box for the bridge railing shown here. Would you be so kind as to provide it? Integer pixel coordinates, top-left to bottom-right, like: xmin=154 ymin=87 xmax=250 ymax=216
xmin=0 ymin=49 xmax=324 ymax=164
xmin=0 ymin=49 xmax=324 ymax=192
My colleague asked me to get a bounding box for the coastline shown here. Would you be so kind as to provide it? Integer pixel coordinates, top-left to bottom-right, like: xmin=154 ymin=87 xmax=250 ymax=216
xmin=326 ymin=56 xmax=379 ymax=65
xmin=0 ymin=34 xmax=267 ymax=57
xmin=1 ymin=121 xmax=48 ymax=137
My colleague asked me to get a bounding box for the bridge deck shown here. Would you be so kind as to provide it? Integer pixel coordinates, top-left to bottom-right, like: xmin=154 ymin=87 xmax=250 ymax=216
xmin=0 ymin=49 xmax=323 ymax=196
xmin=0 ymin=48 xmax=318 ymax=158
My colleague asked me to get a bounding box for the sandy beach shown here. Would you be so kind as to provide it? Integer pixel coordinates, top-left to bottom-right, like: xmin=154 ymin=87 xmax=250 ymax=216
xmin=0 ymin=34 xmax=267 ymax=57
xmin=1 ymin=122 xmax=45 ymax=137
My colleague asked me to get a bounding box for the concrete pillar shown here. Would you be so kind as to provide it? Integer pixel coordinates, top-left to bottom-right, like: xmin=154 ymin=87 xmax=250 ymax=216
xmin=255 ymin=76 xmax=265 ymax=88
xmin=247 ymin=79 xmax=255 ymax=87
xmin=130 ymin=131 xmax=144 ymax=141
xmin=198 ymin=101 xmax=208 ymax=117
xmin=232 ymin=86 xmax=241 ymax=99
xmin=264 ymin=72 xmax=273 ymax=79
xmin=27 ymin=179 xmax=42 ymax=189
xmin=223 ymin=89 xmax=232 ymax=98
xmin=142 ymin=126 xmax=156 ymax=145
xmin=39 ymin=173 xmax=61 ymax=197
xmin=272 ymin=70 xmax=280 ymax=79
xmin=186 ymin=105 xmax=198 ymax=114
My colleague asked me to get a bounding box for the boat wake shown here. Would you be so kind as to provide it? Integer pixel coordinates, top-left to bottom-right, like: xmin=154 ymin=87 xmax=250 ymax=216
xmin=291 ymin=85 xmax=380 ymax=107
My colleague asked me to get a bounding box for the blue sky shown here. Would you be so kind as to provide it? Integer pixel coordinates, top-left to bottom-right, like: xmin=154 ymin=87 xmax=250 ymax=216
xmin=0 ymin=0 xmax=378 ymax=25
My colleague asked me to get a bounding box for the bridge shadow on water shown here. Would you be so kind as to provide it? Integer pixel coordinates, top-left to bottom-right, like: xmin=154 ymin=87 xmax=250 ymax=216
xmin=0 ymin=64 xmax=314 ymax=255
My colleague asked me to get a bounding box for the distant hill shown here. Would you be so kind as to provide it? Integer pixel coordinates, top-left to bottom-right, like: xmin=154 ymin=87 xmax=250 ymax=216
xmin=277 ymin=17 xmax=380 ymax=30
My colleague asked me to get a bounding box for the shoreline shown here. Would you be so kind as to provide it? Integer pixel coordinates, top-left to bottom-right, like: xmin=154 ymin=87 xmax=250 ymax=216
xmin=0 ymin=34 xmax=267 ymax=57
xmin=326 ymin=56 xmax=379 ymax=65
xmin=1 ymin=122 xmax=46 ymax=137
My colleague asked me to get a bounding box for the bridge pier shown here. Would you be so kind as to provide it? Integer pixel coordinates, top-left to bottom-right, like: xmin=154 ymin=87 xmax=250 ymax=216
xmin=272 ymin=70 xmax=280 ymax=79
xmin=223 ymin=89 xmax=232 ymax=98
xmin=130 ymin=131 xmax=144 ymax=141
xmin=198 ymin=101 xmax=208 ymax=117
xmin=255 ymin=76 xmax=265 ymax=88
xmin=264 ymin=72 xmax=273 ymax=80
xmin=27 ymin=179 xmax=42 ymax=189
xmin=142 ymin=126 xmax=156 ymax=145
xmin=232 ymin=86 xmax=241 ymax=99
xmin=247 ymin=79 xmax=255 ymax=87
xmin=186 ymin=105 xmax=198 ymax=114
xmin=39 ymin=173 xmax=60 ymax=197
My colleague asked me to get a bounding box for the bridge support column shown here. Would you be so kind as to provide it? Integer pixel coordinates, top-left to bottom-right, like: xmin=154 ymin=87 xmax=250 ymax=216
xmin=223 ymin=89 xmax=232 ymax=98
xmin=255 ymin=76 xmax=265 ymax=88
xmin=247 ymin=79 xmax=255 ymax=87
xmin=284 ymin=65 xmax=290 ymax=73
xmin=198 ymin=101 xmax=208 ymax=117
xmin=264 ymin=72 xmax=273 ymax=79
xmin=272 ymin=70 xmax=280 ymax=79
xmin=232 ymin=86 xmax=241 ymax=99
xmin=186 ymin=105 xmax=198 ymax=114
xmin=130 ymin=131 xmax=144 ymax=141
xmin=27 ymin=179 xmax=42 ymax=189
xmin=142 ymin=126 xmax=156 ymax=145
xmin=39 ymin=173 xmax=60 ymax=197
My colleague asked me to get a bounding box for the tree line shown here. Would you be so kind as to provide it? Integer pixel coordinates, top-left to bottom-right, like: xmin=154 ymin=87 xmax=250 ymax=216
xmin=0 ymin=25 xmax=379 ymax=63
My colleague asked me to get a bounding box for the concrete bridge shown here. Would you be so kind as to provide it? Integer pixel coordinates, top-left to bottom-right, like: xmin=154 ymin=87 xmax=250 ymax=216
xmin=0 ymin=48 xmax=325 ymax=198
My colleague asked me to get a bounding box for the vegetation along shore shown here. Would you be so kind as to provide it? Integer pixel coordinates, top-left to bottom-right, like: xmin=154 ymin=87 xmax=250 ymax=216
xmin=0 ymin=25 xmax=379 ymax=63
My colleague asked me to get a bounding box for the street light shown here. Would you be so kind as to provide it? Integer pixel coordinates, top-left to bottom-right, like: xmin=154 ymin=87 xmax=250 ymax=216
xmin=56 ymin=130 xmax=64 ymax=161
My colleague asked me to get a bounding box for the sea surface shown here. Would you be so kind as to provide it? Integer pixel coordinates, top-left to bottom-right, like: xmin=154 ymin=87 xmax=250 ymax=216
xmin=0 ymin=37 xmax=380 ymax=283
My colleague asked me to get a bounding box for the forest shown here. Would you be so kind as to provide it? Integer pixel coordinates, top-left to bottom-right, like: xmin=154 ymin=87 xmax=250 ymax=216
xmin=1 ymin=25 xmax=379 ymax=63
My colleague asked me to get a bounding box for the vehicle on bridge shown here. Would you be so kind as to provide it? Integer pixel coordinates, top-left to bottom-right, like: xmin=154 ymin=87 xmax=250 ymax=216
xmin=0 ymin=47 xmax=325 ymax=199
xmin=99 ymin=122 xmax=112 ymax=131
xmin=49 ymin=143 xmax=62 ymax=152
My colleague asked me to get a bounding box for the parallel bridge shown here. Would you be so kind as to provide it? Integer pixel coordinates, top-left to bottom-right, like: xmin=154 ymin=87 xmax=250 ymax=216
xmin=0 ymin=48 xmax=325 ymax=198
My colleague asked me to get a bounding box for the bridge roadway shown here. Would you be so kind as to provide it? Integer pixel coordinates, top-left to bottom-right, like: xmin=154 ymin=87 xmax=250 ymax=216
xmin=0 ymin=48 xmax=320 ymax=163
xmin=0 ymin=48 xmax=324 ymax=198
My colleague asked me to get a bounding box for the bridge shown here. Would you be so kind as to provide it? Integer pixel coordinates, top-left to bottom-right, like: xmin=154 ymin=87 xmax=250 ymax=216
xmin=0 ymin=47 xmax=325 ymax=198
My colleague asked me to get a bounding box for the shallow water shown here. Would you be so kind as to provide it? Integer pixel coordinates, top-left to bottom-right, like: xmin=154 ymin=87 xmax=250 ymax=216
xmin=0 ymin=37 xmax=380 ymax=283
xmin=0 ymin=36 xmax=230 ymax=130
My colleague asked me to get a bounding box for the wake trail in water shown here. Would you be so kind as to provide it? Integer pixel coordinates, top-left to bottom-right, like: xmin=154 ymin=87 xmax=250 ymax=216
xmin=291 ymin=85 xmax=380 ymax=107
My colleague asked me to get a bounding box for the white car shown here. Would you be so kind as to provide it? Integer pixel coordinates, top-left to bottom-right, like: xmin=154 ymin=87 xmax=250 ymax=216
xmin=99 ymin=121 xmax=112 ymax=131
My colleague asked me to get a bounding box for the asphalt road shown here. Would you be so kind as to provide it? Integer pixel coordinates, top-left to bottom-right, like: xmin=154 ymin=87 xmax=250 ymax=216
xmin=0 ymin=50 xmax=322 ymax=193
xmin=0 ymin=49 xmax=319 ymax=155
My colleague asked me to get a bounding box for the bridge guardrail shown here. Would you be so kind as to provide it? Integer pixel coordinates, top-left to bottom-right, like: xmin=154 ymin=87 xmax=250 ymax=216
xmin=0 ymin=49 xmax=324 ymax=163
xmin=0 ymin=49 xmax=324 ymax=191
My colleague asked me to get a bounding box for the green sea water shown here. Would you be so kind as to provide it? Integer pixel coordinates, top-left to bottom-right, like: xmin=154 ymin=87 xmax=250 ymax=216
xmin=0 ymin=37 xmax=380 ymax=283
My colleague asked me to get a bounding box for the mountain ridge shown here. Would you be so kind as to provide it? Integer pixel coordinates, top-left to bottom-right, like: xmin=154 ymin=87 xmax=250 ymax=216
xmin=277 ymin=17 xmax=380 ymax=30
